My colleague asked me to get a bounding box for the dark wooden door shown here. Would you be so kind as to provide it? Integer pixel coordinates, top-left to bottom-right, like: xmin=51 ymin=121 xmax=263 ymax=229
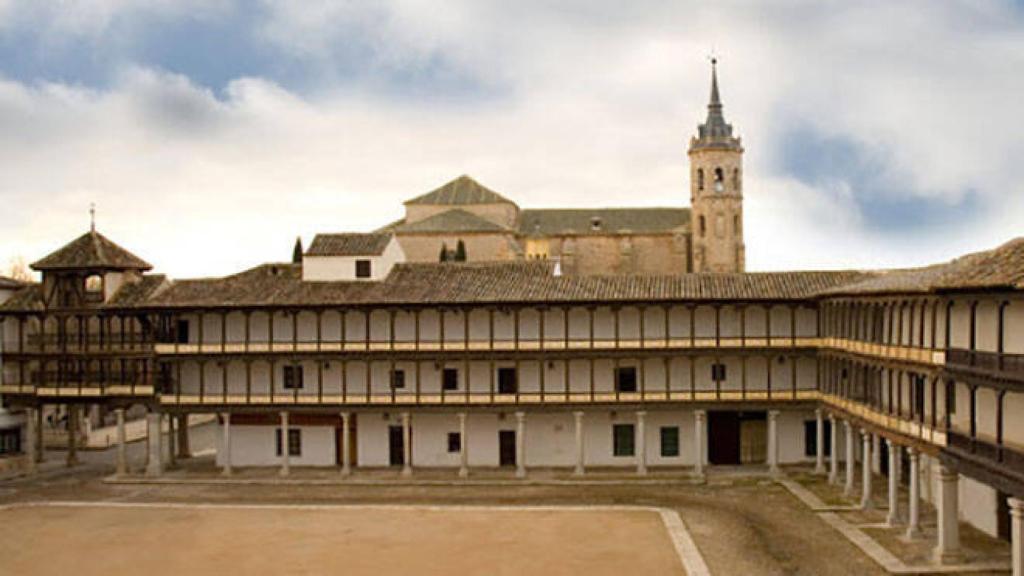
xmin=708 ymin=411 xmax=741 ymax=465
xmin=389 ymin=425 xmax=404 ymax=466
xmin=499 ymin=430 xmax=516 ymax=467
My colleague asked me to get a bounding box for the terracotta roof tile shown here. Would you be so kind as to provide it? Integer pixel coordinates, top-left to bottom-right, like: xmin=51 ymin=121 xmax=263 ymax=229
xmin=307 ymin=233 xmax=393 ymax=256
xmin=404 ymin=175 xmax=516 ymax=206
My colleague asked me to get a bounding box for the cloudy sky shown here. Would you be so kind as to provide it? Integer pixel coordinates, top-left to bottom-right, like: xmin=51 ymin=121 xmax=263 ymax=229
xmin=1 ymin=0 xmax=1022 ymax=279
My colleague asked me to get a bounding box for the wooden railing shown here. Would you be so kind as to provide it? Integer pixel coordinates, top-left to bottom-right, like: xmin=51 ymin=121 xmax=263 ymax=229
xmin=819 ymin=392 xmax=947 ymax=447
xmin=945 ymin=348 xmax=1024 ymax=383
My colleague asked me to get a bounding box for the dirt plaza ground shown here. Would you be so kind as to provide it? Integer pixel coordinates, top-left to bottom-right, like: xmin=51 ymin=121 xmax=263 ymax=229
xmin=0 ymin=504 xmax=686 ymax=576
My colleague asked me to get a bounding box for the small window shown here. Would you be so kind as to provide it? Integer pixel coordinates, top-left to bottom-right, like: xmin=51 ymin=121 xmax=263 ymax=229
xmin=355 ymin=259 xmax=372 ymax=278
xmin=660 ymin=427 xmax=680 ymax=457
xmin=697 ymin=168 xmax=705 ymax=191
xmin=175 ymin=320 xmax=190 ymax=344
xmin=613 ymin=424 xmax=635 ymax=457
xmin=711 ymin=363 xmax=727 ymax=382
xmin=615 ymin=366 xmax=637 ymax=393
xmin=590 ymin=217 xmax=602 ymax=231
xmin=732 ymin=168 xmax=740 ymax=191
xmin=390 ymin=369 xmax=406 ymax=389
xmin=443 ymin=368 xmax=459 ymax=391
xmin=283 ymin=365 xmax=304 ymax=390
xmin=0 ymin=428 xmax=21 ymax=455
xmin=447 ymin=432 xmax=461 ymax=453
xmin=275 ymin=428 xmax=301 ymax=456
xmin=699 ymin=215 xmax=706 ymax=238
xmin=714 ymin=167 xmax=725 ymax=192
xmin=84 ymin=274 xmax=103 ymax=302
xmin=497 ymin=367 xmax=517 ymax=394
xmin=734 ymin=214 xmax=740 ymax=234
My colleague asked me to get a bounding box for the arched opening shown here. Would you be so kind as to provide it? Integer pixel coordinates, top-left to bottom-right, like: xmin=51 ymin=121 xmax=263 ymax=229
xmin=84 ymin=274 xmax=103 ymax=303
xmin=732 ymin=168 xmax=740 ymax=191
xmin=697 ymin=169 xmax=705 ymax=191
xmin=714 ymin=168 xmax=725 ymax=192
xmin=699 ymin=215 xmax=706 ymax=238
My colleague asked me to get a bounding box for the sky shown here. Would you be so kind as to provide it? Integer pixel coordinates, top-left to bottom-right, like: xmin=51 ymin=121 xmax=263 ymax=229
xmin=1 ymin=0 xmax=1022 ymax=279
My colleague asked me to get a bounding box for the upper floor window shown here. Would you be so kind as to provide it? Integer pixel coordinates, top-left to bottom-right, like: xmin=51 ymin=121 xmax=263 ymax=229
xmin=697 ymin=169 xmax=705 ymax=191
xmin=699 ymin=216 xmax=706 ymax=238
xmin=443 ymin=368 xmax=459 ymax=391
xmin=283 ymin=365 xmax=304 ymax=390
xmin=732 ymin=168 xmax=740 ymax=191
xmin=615 ymin=366 xmax=637 ymax=393
xmin=498 ymin=367 xmax=517 ymax=394
xmin=175 ymin=320 xmax=190 ymax=344
xmin=714 ymin=167 xmax=725 ymax=192
xmin=390 ymin=369 xmax=406 ymax=390
xmin=84 ymin=274 xmax=103 ymax=302
xmin=355 ymin=259 xmax=372 ymax=279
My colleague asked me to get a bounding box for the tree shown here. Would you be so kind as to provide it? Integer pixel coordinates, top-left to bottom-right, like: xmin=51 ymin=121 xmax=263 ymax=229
xmin=439 ymin=242 xmax=449 ymax=262
xmin=5 ymin=256 xmax=33 ymax=282
xmin=454 ymin=240 xmax=467 ymax=262
xmin=292 ymin=237 xmax=303 ymax=264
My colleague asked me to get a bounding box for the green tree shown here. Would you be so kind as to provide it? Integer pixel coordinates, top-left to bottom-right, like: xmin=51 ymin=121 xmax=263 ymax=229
xmin=439 ymin=242 xmax=449 ymax=262
xmin=454 ymin=239 xmax=467 ymax=262
xmin=292 ymin=237 xmax=304 ymax=264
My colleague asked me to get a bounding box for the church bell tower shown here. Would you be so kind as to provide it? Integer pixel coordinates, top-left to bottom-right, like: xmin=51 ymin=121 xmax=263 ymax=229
xmin=689 ymin=59 xmax=745 ymax=273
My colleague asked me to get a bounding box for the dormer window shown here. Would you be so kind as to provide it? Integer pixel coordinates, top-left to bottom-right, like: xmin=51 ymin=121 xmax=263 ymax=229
xmin=84 ymin=274 xmax=103 ymax=302
xmin=590 ymin=217 xmax=602 ymax=231
xmin=355 ymin=259 xmax=372 ymax=279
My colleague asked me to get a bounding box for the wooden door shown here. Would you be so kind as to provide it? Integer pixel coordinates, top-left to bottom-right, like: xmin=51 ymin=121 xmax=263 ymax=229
xmin=499 ymin=430 xmax=516 ymax=467
xmin=389 ymin=425 xmax=404 ymax=466
xmin=708 ymin=411 xmax=741 ymax=465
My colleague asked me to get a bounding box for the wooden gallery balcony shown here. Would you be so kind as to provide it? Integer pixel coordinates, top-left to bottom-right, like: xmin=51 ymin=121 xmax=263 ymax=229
xmin=945 ymin=348 xmax=1024 ymax=385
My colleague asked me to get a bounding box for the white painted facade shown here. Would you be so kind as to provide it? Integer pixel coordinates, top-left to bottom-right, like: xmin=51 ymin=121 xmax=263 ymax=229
xmin=302 ymin=236 xmax=405 ymax=281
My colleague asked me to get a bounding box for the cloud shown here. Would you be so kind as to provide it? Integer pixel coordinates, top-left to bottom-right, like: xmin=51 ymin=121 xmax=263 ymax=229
xmin=0 ymin=0 xmax=1021 ymax=278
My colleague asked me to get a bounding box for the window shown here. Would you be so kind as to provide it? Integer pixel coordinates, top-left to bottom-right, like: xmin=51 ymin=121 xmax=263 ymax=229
xmin=699 ymin=215 xmax=706 ymax=238
xmin=175 ymin=320 xmax=190 ymax=344
xmin=804 ymin=419 xmax=832 ymax=457
xmin=732 ymin=168 xmax=740 ymax=191
xmin=711 ymin=363 xmax=727 ymax=382
xmin=613 ymin=424 xmax=635 ymax=457
xmin=355 ymin=259 xmax=372 ymax=279
xmin=0 ymin=428 xmax=21 ymax=455
xmin=390 ymin=369 xmax=406 ymax=389
xmin=697 ymin=168 xmax=705 ymax=191
xmin=714 ymin=167 xmax=725 ymax=192
xmin=498 ymin=367 xmax=517 ymax=394
xmin=283 ymin=365 xmax=304 ymax=390
xmin=447 ymin=432 xmax=461 ymax=453
xmin=734 ymin=214 xmax=740 ymax=234
xmin=660 ymin=427 xmax=680 ymax=457
xmin=615 ymin=366 xmax=637 ymax=393
xmin=275 ymin=428 xmax=301 ymax=456
xmin=443 ymin=368 xmax=459 ymax=391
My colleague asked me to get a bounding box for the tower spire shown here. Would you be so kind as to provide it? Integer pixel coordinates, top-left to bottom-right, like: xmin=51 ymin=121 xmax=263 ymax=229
xmin=695 ymin=56 xmax=735 ymax=144
xmin=709 ymin=57 xmax=722 ymax=110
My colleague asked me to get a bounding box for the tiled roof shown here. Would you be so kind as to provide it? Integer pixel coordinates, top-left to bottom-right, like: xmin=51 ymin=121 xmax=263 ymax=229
xmin=135 ymin=260 xmax=873 ymax=309
xmin=307 ymin=233 xmax=393 ymax=257
xmin=0 ymin=274 xmax=169 ymax=312
xmin=405 ymin=175 xmax=516 ymax=206
xmin=518 ymin=208 xmax=690 ymax=236
xmin=394 ymin=209 xmax=509 ymax=234
xmin=821 ymin=238 xmax=1024 ymax=296
xmin=0 ymin=276 xmax=26 ymax=290
xmin=31 ymin=230 xmax=151 ymax=271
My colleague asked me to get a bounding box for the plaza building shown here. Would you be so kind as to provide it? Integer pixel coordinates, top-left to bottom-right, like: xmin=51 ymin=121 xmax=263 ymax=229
xmin=1 ymin=63 xmax=1024 ymax=572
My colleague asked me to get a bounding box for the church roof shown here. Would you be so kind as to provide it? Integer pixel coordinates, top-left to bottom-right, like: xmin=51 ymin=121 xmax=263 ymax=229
xmin=519 ymin=208 xmax=690 ymax=236
xmin=405 ymin=175 xmax=516 ymax=206
xmin=31 ymin=230 xmax=152 ymax=272
xmin=394 ymin=209 xmax=509 ymax=234
xmin=307 ymin=233 xmax=393 ymax=257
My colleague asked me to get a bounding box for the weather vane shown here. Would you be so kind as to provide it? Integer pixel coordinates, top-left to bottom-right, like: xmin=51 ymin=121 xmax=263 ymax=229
xmin=90 ymin=203 xmax=96 ymax=232
xmin=708 ymin=49 xmax=718 ymax=67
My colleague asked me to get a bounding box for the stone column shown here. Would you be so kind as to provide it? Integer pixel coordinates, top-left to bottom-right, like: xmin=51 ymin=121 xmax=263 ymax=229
xmin=35 ymin=406 xmax=44 ymax=463
xmin=401 ymin=412 xmax=412 ymax=477
xmin=693 ymin=410 xmax=706 ymax=479
xmin=66 ymin=405 xmax=80 ymax=467
xmin=860 ymin=429 xmax=873 ymax=510
xmin=767 ymin=410 xmax=780 ymax=475
xmin=24 ymin=407 xmax=37 ymax=475
xmin=636 ymin=411 xmax=647 ymax=476
xmin=1010 ymin=497 xmax=1024 ymax=576
xmin=279 ymin=411 xmax=290 ymax=477
xmin=814 ymin=408 xmax=825 ymax=475
xmin=573 ymin=411 xmax=585 ymax=476
xmin=515 ymin=411 xmax=526 ymax=478
xmin=933 ymin=463 xmax=962 ymax=564
xmin=176 ymin=414 xmax=191 ymax=459
xmin=115 ymin=408 xmax=127 ymax=477
xmin=844 ymin=420 xmax=855 ymax=497
xmin=221 ymin=412 xmax=232 ymax=476
xmin=145 ymin=410 xmax=163 ymax=477
xmin=906 ymin=448 xmax=921 ymax=539
xmin=872 ymin=433 xmax=882 ymax=474
xmin=340 ymin=412 xmax=351 ymax=477
xmin=458 ymin=412 xmax=469 ymax=478
xmin=886 ymin=439 xmax=900 ymax=526
xmin=828 ymin=414 xmax=839 ymax=484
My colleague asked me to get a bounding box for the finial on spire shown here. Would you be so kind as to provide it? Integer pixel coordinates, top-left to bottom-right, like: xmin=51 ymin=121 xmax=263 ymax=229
xmin=89 ymin=203 xmax=96 ymax=232
xmin=708 ymin=53 xmax=722 ymax=109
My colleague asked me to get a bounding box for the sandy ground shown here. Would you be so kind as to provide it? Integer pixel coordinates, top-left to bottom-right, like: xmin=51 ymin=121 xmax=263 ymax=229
xmin=0 ymin=505 xmax=685 ymax=576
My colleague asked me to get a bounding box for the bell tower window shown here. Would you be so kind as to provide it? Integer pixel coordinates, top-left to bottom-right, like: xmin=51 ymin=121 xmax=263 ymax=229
xmin=714 ymin=168 xmax=724 ymax=192
xmin=732 ymin=168 xmax=740 ymax=192
xmin=698 ymin=216 xmax=706 ymax=238
xmin=697 ymin=169 xmax=704 ymax=192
